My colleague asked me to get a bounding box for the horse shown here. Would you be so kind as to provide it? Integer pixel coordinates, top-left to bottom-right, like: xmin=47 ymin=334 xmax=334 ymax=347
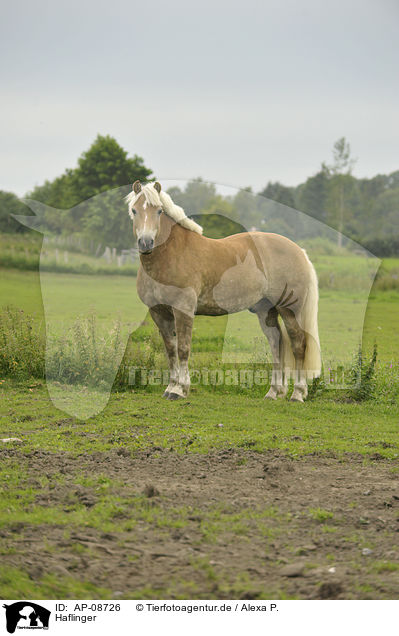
xmin=126 ymin=180 xmax=321 ymax=402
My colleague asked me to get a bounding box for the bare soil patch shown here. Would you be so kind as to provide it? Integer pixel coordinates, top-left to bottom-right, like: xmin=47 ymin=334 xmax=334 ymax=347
xmin=1 ymin=448 xmax=399 ymax=599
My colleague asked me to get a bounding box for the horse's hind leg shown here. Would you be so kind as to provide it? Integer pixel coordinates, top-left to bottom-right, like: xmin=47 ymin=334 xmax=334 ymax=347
xmin=256 ymin=302 xmax=287 ymax=400
xmin=279 ymin=307 xmax=307 ymax=402
xmin=149 ymin=305 xmax=179 ymax=398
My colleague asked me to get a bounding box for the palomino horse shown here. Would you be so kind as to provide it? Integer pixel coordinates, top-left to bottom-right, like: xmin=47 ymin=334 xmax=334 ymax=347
xmin=126 ymin=181 xmax=321 ymax=402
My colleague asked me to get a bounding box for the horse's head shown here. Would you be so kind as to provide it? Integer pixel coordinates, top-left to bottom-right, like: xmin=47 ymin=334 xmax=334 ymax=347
xmin=128 ymin=180 xmax=163 ymax=254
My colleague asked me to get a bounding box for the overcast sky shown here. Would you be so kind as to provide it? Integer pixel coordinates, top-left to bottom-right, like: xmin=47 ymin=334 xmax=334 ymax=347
xmin=1 ymin=0 xmax=398 ymax=196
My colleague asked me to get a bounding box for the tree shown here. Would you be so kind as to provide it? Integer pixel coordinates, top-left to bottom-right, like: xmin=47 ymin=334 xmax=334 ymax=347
xmin=196 ymin=196 xmax=240 ymax=238
xmin=25 ymin=135 xmax=153 ymax=246
xmin=72 ymin=135 xmax=152 ymax=202
xmin=0 ymin=191 xmax=32 ymax=233
xmin=26 ymin=172 xmax=78 ymax=233
xmin=231 ymin=188 xmax=261 ymax=229
xmin=324 ymin=137 xmax=357 ymax=247
xmin=326 ymin=137 xmax=356 ymax=175
xmin=28 ymin=135 xmax=153 ymax=210
xmin=258 ymin=181 xmax=295 ymax=208
xmin=81 ymin=188 xmax=133 ymax=249
xmin=373 ymin=187 xmax=399 ymax=238
xmin=167 ymin=179 xmax=218 ymax=217
xmin=295 ymin=168 xmax=330 ymax=224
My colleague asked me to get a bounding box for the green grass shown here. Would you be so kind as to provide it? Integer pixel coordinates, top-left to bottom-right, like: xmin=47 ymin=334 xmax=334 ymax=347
xmin=308 ymin=253 xmax=380 ymax=291
xmin=372 ymin=562 xmax=399 ymax=574
xmin=0 ymin=566 xmax=112 ymax=599
xmin=309 ymin=508 xmax=334 ymax=523
xmin=1 ymin=380 xmax=398 ymax=458
xmin=0 ymin=269 xmax=142 ymax=327
xmin=1 ymin=266 xmax=399 ymax=366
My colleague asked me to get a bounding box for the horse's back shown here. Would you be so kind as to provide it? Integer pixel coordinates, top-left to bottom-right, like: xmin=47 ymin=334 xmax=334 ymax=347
xmin=208 ymin=230 xmax=310 ymax=278
xmin=219 ymin=230 xmax=304 ymax=254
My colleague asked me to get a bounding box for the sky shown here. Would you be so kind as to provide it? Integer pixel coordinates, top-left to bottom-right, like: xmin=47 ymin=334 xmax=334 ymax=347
xmin=1 ymin=0 xmax=398 ymax=196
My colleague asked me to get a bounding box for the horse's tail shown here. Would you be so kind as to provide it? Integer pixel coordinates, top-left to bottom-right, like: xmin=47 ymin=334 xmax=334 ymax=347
xmin=300 ymin=249 xmax=321 ymax=379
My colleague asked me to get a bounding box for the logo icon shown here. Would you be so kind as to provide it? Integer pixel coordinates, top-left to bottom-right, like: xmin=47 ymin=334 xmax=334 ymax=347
xmin=2 ymin=603 xmax=51 ymax=634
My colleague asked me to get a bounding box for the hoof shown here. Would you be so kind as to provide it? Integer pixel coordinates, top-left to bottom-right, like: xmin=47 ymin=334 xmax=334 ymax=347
xmin=168 ymin=392 xmax=183 ymax=400
xmin=264 ymin=391 xmax=277 ymax=400
xmin=290 ymin=394 xmax=304 ymax=403
xmin=162 ymin=391 xmax=170 ymax=398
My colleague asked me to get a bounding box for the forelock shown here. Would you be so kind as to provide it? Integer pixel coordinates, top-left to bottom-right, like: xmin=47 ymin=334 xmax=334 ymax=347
xmin=125 ymin=184 xmax=162 ymax=219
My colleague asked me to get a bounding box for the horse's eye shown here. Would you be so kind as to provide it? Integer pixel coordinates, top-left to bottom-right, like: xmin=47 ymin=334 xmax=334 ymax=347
xmin=157 ymin=209 xmax=162 ymax=215
xmin=131 ymin=209 xmax=137 ymax=215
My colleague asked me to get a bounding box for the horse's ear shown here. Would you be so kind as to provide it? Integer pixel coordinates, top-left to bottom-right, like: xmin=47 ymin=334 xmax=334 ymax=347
xmin=132 ymin=180 xmax=141 ymax=193
xmin=153 ymin=181 xmax=161 ymax=193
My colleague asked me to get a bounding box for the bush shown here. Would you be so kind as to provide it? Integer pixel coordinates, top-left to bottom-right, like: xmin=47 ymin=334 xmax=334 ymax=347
xmin=46 ymin=315 xmax=129 ymax=388
xmin=373 ymin=267 xmax=399 ymax=291
xmin=0 ymin=233 xmax=138 ymax=276
xmin=0 ymin=308 xmax=45 ymax=379
xmin=0 ymin=308 xmax=158 ymax=389
xmin=361 ymin=236 xmax=399 ymax=257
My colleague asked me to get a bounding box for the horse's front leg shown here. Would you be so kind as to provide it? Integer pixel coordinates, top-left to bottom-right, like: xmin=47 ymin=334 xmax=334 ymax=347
xmin=149 ymin=305 xmax=179 ymax=398
xmin=169 ymin=308 xmax=193 ymax=400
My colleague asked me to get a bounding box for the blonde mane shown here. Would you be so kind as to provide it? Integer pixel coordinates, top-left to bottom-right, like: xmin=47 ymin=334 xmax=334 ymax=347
xmin=125 ymin=182 xmax=203 ymax=235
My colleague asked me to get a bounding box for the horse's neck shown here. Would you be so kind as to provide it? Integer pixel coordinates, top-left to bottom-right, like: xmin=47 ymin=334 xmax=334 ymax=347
xmin=158 ymin=213 xmax=179 ymax=246
xmin=139 ymin=214 xmax=197 ymax=273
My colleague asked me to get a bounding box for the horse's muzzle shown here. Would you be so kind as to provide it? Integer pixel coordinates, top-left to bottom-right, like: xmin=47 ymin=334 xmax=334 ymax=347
xmin=138 ymin=237 xmax=154 ymax=254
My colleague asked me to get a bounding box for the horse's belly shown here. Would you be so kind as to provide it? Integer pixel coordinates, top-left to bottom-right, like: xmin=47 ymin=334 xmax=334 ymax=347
xmin=195 ymin=302 xmax=228 ymax=316
xmin=204 ymin=256 xmax=268 ymax=314
xmin=197 ymin=284 xmax=265 ymax=316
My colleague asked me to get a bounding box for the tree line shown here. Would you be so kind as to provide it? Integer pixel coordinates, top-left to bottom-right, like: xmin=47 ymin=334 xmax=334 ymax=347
xmin=0 ymin=134 xmax=398 ymax=255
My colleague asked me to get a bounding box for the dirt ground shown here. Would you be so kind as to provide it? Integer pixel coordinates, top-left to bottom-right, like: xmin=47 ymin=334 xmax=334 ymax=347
xmin=1 ymin=447 xmax=399 ymax=599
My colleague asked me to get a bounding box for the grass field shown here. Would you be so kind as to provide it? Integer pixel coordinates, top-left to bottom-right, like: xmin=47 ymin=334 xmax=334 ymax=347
xmin=1 ymin=257 xmax=399 ymax=600
xmin=0 ymin=265 xmax=398 ymax=364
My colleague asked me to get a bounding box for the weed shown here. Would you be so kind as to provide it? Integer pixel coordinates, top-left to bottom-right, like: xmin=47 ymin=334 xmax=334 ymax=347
xmin=348 ymin=345 xmax=378 ymax=402
xmin=309 ymin=508 xmax=334 ymax=522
